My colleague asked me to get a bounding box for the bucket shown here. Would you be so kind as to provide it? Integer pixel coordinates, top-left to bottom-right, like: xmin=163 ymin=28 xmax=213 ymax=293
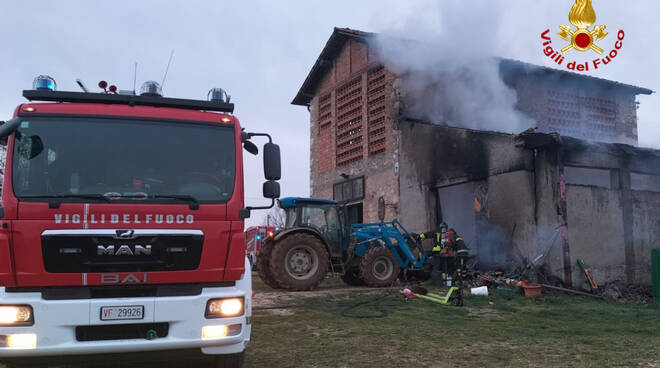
xmin=470 ymin=286 xmax=488 ymax=296
xmin=522 ymin=283 xmax=542 ymax=298
xmin=652 ymin=249 xmax=660 ymax=299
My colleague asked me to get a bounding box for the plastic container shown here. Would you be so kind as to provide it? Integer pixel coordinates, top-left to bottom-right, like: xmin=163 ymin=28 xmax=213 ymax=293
xmin=652 ymin=248 xmax=660 ymax=299
xmin=470 ymin=286 xmax=488 ymax=296
xmin=522 ymin=283 xmax=542 ymax=298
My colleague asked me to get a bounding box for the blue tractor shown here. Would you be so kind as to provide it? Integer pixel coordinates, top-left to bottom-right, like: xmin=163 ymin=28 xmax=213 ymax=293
xmin=257 ymin=197 xmax=430 ymax=291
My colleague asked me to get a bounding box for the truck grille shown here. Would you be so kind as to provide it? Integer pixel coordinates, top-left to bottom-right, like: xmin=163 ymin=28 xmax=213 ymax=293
xmin=41 ymin=230 xmax=204 ymax=273
xmin=76 ymin=323 xmax=169 ymax=342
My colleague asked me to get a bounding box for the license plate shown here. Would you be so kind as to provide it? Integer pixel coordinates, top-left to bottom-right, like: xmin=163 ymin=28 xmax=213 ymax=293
xmin=100 ymin=305 xmax=144 ymax=321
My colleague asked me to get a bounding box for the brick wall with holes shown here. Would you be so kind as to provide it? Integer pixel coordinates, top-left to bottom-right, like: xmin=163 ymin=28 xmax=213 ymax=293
xmin=515 ymin=77 xmax=639 ymax=145
xmin=309 ymin=38 xmax=401 ymax=222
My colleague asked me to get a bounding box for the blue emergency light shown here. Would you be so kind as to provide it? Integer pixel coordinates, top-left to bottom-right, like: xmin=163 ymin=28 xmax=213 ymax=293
xmin=33 ymin=75 xmax=57 ymax=91
xmin=256 ymin=235 xmax=262 ymax=241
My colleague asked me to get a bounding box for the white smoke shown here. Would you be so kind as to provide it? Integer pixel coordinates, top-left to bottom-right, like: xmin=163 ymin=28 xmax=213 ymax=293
xmin=371 ymin=0 xmax=535 ymax=134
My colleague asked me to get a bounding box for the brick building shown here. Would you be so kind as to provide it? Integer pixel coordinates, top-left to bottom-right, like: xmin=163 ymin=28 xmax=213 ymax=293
xmin=292 ymin=28 xmax=659 ymax=286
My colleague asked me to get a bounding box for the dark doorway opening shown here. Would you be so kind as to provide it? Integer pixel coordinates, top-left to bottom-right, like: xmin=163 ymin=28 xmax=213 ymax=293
xmin=345 ymin=202 xmax=363 ymax=227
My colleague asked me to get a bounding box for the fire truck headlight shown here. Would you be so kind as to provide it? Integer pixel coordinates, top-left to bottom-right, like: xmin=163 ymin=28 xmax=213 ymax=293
xmin=32 ymin=75 xmax=57 ymax=91
xmin=2 ymin=334 xmax=37 ymax=349
xmin=205 ymin=297 xmax=244 ymax=318
xmin=0 ymin=306 xmax=34 ymax=326
xmin=201 ymin=324 xmax=241 ymax=339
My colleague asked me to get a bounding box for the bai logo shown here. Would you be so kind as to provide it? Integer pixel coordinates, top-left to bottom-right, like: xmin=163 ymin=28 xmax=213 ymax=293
xmin=541 ymin=0 xmax=624 ymax=72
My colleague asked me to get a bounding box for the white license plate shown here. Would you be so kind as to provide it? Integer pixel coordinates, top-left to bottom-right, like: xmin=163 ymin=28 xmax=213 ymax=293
xmin=100 ymin=305 xmax=144 ymax=321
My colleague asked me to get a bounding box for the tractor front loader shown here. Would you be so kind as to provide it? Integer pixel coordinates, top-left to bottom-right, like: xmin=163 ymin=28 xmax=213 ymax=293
xmin=257 ymin=197 xmax=430 ymax=291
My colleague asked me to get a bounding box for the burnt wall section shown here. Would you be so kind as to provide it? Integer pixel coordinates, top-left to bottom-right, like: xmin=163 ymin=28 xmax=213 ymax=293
xmin=398 ymin=121 xmax=537 ymax=268
xmin=533 ymin=137 xmax=660 ymax=286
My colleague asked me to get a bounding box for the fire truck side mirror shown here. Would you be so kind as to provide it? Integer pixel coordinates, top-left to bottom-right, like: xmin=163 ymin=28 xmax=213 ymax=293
xmin=263 ymin=180 xmax=280 ymax=199
xmin=263 ymin=143 xmax=281 ymax=181
xmin=0 ymin=118 xmax=21 ymax=140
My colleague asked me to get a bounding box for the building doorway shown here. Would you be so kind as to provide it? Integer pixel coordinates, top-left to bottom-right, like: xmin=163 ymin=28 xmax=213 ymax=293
xmin=344 ymin=202 xmax=363 ymax=227
xmin=436 ymin=183 xmax=476 ymax=250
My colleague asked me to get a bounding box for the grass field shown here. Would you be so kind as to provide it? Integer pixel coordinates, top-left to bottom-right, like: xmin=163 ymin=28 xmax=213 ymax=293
xmin=247 ymin=276 xmax=660 ymax=368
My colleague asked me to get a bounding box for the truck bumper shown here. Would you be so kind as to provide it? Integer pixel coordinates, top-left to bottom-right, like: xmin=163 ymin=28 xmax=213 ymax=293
xmin=0 ymin=260 xmax=252 ymax=359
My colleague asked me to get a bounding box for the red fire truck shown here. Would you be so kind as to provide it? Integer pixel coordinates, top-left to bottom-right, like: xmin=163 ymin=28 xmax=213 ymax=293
xmin=244 ymin=226 xmax=276 ymax=267
xmin=0 ymin=76 xmax=280 ymax=367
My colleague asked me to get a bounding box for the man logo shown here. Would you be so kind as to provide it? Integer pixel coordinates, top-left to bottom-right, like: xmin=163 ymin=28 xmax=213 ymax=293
xmin=97 ymin=245 xmax=152 ymax=256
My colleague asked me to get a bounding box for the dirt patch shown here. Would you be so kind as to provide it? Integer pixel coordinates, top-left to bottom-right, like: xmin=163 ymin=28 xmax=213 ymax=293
xmin=252 ymin=284 xmax=388 ymax=316
xmin=466 ymin=307 xmax=499 ymax=317
xmin=253 ymin=286 xmax=384 ymax=309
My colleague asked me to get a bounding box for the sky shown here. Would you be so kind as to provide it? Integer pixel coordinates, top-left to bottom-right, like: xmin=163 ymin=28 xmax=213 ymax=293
xmin=1 ymin=1 xmax=658 ymax=227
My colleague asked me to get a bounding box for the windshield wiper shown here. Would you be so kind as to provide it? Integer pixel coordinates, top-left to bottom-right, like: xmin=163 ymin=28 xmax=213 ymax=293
xmin=19 ymin=194 xmax=111 ymax=209
xmin=122 ymin=193 xmax=200 ymax=210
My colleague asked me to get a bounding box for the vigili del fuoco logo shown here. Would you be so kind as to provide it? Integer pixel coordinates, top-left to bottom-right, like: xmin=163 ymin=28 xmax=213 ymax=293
xmin=541 ymin=0 xmax=624 ymax=72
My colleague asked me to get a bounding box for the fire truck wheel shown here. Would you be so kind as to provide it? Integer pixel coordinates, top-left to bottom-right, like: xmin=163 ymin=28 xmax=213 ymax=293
xmin=270 ymin=233 xmax=329 ymax=291
xmin=359 ymin=247 xmax=401 ymax=287
xmin=213 ymin=352 xmax=245 ymax=367
xmin=256 ymin=240 xmax=281 ymax=289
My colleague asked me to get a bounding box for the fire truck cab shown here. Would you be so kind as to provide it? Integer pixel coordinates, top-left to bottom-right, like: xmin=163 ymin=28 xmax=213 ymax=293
xmin=0 ymin=76 xmax=281 ymax=367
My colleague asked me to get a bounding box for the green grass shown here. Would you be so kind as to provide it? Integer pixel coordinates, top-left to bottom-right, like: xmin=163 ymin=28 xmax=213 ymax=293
xmin=247 ymin=279 xmax=660 ymax=368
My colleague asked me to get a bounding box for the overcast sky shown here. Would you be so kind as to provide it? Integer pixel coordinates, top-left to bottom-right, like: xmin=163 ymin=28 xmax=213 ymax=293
xmin=1 ymin=1 xmax=658 ymax=226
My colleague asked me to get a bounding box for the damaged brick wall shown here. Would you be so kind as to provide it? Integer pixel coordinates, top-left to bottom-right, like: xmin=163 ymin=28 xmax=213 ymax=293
xmin=309 ymin=38 xmax=400 ymax=222
xmin=511 ymin=72 xmax=640 ymax=145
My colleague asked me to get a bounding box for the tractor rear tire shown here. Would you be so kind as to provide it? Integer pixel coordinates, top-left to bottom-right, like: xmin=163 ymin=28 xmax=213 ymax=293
xmin=256 ymin=240 xmax=281 ymax=289
xmin=270 ymin=233 xmax=329 ymax=291
xmin=341 ymin=265 xmax=364 ymax=286
xmin=359 ymin=247 xmax=400 ymax=287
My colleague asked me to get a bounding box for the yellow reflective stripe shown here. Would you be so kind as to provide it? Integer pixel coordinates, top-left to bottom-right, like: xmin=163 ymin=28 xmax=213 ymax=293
xmin=456 ymin=237 xmax=463 ymax=241
xmin=432 ymin=246 xmax=442 ymax=251
xmin=419 ymin=234 xmax=426 ymax=239
xmin=436 ymin=233 xmax=440 ymax=242
xmin=457 ymin=249 xmax=469 ymax=253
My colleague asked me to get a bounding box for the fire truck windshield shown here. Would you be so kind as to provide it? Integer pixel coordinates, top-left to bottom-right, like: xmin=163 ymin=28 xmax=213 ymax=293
xmin=12 ymin=117 xmax=236 ymax=203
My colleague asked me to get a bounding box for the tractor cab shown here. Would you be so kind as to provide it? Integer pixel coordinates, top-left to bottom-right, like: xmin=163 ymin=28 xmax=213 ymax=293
xmin=277 ymin=197 xmax=345 ymax=258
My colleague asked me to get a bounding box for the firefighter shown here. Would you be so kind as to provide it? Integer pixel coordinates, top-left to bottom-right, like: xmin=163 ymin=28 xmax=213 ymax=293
xmin=418 ymin=223 xmax=450 ymax=286
xmin=447 ymin=228 xmax=469 ymax=281
xmin=445 ymin=228 xmax=468 ymax=306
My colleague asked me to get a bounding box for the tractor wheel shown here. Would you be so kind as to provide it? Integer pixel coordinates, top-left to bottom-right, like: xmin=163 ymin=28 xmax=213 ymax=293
xmin=256 ymin=240 xmax=281 ymax=289
xmin=341 ymin=265 xmax=364 ymax=286
xmin=270 ymin=233 xmax=329 ymax=291
xmin=359 ymin=247 xmax=400 ymax=287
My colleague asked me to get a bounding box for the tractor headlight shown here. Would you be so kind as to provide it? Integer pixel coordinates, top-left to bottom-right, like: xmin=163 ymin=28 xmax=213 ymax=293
xmin=205 ymin=297 xmax=244 ymax=318
xmin=0 ymin=306 xmax=33 ymax=326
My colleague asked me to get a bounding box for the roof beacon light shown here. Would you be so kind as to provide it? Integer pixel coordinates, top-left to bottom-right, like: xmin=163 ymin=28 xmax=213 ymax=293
xmin=208 ymin=88 xmax=230 ymax=103
xmin=140 ymin=80 xmax=163 ymax=97
xmin=33 ymin=75 xmax=57 ymax=91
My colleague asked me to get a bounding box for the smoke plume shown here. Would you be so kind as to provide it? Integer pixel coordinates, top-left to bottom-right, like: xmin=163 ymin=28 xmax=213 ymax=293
xmin=371 ymin=1 xmax=535 ymax=134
